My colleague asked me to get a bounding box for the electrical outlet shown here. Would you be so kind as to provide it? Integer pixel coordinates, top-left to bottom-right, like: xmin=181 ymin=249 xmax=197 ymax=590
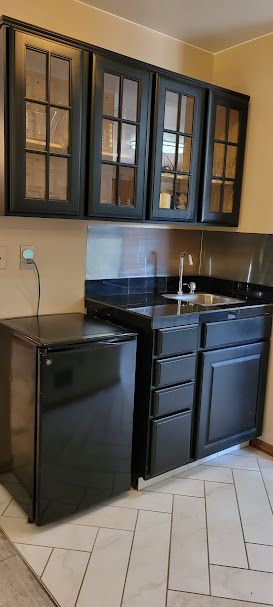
xmin=0 ymin=246 xmax=7 ymax=269
xmin=20 ymin=245 xmax=36 ymax=269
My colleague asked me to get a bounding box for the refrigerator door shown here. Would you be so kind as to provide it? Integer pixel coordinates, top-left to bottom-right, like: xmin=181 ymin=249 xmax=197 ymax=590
xmin=35 ymin=338 xmax=136 ymax=525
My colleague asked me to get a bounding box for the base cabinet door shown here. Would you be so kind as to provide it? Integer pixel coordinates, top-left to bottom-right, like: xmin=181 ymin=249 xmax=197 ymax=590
xmin=149 ymin=410 xmax=192 ymax=476
xmin=195 ymin=342 xmax=269 ymax=459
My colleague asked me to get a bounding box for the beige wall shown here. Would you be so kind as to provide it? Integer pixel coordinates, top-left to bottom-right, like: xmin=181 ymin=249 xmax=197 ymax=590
xmin=0 ymin=0 xmax=213 ymax=80
xmin=0 ymin=0 xmax=212 ymax=319
xmin=213 ymin=36 xmax=273 ymax=444
xmin=0 ymin=218 xmax=87 ymax=317
xmin=213 ymin=34 xmax=273 ymax=234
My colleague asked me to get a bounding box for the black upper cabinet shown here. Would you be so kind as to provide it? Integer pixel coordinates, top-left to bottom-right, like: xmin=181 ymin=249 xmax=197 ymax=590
xmin=150 ymin=76 xmax=205 ymax=221
xmin=1 ymin=18 xmax=250 ymax=223
xmin=200 ymin=90 xmax=248 ymax=225
xmin=10 ymin=30 xmax=85 ymax=216
xmin=88 ymin=54 xmax=151 ymax=219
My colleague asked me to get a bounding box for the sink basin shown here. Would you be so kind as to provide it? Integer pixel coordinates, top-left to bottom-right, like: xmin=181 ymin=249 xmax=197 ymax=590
xmin=162 ymin=292 xmax=245 ymax=306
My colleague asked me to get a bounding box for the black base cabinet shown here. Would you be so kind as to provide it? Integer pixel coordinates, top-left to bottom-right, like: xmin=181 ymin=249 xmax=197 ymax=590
xmin=87 ymin=298 xmax=272 ymax=483
xmin=195 ymin=341 xmax=270 ymax=458
xmin=150 ymin=410 xmax=192 ymax=476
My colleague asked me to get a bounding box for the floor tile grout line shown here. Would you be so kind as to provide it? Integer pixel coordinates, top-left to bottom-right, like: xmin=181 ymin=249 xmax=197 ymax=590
xmin=0 ymin=553 xmax=18 ymax=564
xmin=142 ymin=490 xmax=205 ymax=498
xmin=58 ymin=522 xmax=137 ymax=532
xmin=231 ymin=468 xmax=250 ymax=569
xmin=88 ymin=505 xmax=173 ymax=513
xmin=209 ymin=562 xmax=273 ymax=571
xmin=120 ymin=509 xmax=140 ymax=607
xmin=0 ymin=497 xmax=13 ymax=516
xmin=40 ymin=547 xmax=54 ymax=579
xmin=257 ymin=459 xmax=273 ymax=516
xmin=1 ymin=541 xmax=96 ymax=553
xmin=205 ymin=464 xmax=260 ymax=471
xmin=165 ymin=493 xmax=174 ymax=606
xmin=203 ymin=481 xmax=211 ymax=595
xmin=175 ymin=477 xmax=234 ymax=484
xmin=168 ymin=587 xmax=273 ymax=606
xmin=74 ymin=527 xmax=100 ymax=607
xmin=246 ymin=541 xmax=273 ymax=547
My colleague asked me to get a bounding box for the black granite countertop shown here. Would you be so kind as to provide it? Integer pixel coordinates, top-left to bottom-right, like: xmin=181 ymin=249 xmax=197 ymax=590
xmin=85 ymin=276 xmax=273 ymax=329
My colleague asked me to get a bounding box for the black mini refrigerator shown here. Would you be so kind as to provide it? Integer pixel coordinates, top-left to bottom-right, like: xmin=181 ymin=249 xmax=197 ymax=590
xmin=0 ymin=314 xmax=137 ymax=525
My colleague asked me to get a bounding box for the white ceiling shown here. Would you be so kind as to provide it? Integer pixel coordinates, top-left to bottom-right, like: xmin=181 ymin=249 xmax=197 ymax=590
xmin=78 ymin=0 xmax=273 ymax=52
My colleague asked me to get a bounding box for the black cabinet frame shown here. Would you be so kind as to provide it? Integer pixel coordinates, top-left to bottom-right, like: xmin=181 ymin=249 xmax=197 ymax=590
xmin=201 ymin=90 xmax=248 ymax=225
xmin=9 ymin=29 xmax=87 ymax=216
xmin=150 ymin=75 xmax=205 ymax=222
xmin=88 ymin=54 xmax=151 ymax=219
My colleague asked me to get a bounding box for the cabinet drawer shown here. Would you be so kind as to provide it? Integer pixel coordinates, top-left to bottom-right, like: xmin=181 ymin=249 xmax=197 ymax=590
xmin=156 ymin=325 xmax=199 ymax=357
xmin=202 ymin=315 xmax=272 ymax=350
xmin=150 ymin=410 xmax=192 ymax=476
xmin=152 ymin=382 xmax=194 ymax=417
xmin=154 ymin=354 xmax=196 ymax=388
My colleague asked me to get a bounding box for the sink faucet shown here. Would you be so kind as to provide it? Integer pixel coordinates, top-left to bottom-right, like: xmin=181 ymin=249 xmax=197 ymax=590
xmin=178 ymin=252 xmax=194 ymax=296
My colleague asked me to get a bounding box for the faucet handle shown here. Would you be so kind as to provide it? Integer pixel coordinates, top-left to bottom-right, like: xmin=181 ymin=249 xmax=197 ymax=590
xmin=189 ymin=281 xmax=196 ymax=294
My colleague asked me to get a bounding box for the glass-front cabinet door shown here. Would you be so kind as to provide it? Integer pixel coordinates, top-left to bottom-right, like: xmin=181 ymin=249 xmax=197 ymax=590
xmin=201 ymin=91 xmax=248 ymax=225
xmin=150 ymin=76 xmax=205 ymax=221
xmin=10 ymin=31 xmax=84 ymax=215
xmin=88 ymin=55 xmax=150 ymax=219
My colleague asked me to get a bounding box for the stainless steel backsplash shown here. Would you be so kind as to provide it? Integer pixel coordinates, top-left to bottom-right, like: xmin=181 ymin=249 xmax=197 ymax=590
xmin=86 ymin=226 xmax=201 ymax=279
xmin=86 ymin=225 xmax=273 ymax=287
xmin=201 ymin=232 xmax=273 ymax=286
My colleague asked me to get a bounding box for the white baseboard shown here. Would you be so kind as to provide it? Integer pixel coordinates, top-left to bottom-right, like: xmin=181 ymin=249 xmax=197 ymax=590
xmin=137 ymin=441 xmax=250 ymax=490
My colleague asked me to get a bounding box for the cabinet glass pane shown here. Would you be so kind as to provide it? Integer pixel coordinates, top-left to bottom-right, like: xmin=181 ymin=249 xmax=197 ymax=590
xmin=100 ymin=164 xmax=117 ymax=204
xmin=215 ymin=105 xmax=227 ymax=141
xmin=122 ymin=79 xmax=138 ymax=121
xmin=228 ymin=109 xmax=240 ymax=143
xmin=26 ymin=102 xmax=46 ymax=151
xmin=49 ymin=156 xmax=68 ymax=200
xmin=223 ymin=181 xmax=234 ymax=213
xmin=162 ymin=132 xmax=176 ymax=171
xmin=119 ymin=167 xmax=135 ymax=206
xmin=212 ymin=143 xmax=225 ymax=177
xmin=159 ymin=173 xmax=174 ymax=209
xmin=103 ymin=73 xmax=120 ymax=117
xmin=180 ymin=96 xmax=194 ymax=134
xmin=120 ymin=124 xmax=136 ymax=164
xmin=26 ymin=49 xmax=47 ymax=101
xmin=225 ymin=145 xmax=237 ymax=179
xmin=177 ymin=136 xmax=191 ymax=173
xmin=175 ymin=175 xmax=189 ymax=210
xmin=50 ymin=57 xmax=70 ymax=106
xmin=26 ymin=153 xmax=46 ymax=199
xmin=164 ymin=91 xmax=178 ymax=131
xmin=50 ymin=108 xmax=69 ymax=154
xmin=102 ymin=119 xmax=118 ymax=162
xmin=210 ymin=179 xmax=222 ymax=212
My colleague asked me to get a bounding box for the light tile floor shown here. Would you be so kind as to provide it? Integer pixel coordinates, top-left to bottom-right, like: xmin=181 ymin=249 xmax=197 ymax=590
xmin=1 ymin=446 xmax=273 ymax=607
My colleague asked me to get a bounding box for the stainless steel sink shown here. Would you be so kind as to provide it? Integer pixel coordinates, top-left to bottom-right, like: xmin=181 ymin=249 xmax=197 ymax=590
xmin=162 ymin=292 xmax=245 ymax=306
